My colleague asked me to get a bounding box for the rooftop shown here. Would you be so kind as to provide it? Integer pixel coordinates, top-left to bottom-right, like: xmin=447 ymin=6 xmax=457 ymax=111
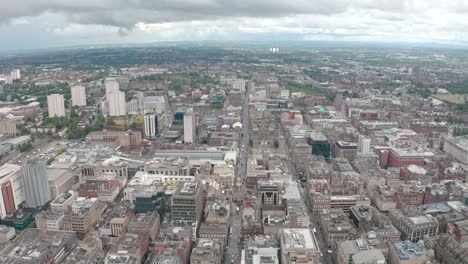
xmin=281 ymin=228 xmax=318 ymax=251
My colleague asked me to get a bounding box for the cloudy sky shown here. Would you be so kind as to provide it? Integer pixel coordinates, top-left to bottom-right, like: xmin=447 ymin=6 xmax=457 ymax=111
xmin=1 ymin=0 xmax=468 ymax=51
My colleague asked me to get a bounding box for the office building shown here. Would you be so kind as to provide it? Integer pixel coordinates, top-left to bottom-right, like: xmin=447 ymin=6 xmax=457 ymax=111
xmin=190 ymin=239 xmax=224 ymax=264
xmin=389 ymin=210 xmax=438 ymax=242
xmin=280 ymin=228 xmax=320 ymax=264
xmin=20 ymin=159 xmax=50 ymax=208
xmin=47 ymin=94 xmax=65 ymax=117
xmin=259 ymin=182 xmax=282 ymax=206
xmin=171 ymin=182 xmax=203 ymax=223
xmin=310 ymin=131 xmax=331 ymax=159
xmin=183 ymin=108 xmax=195 ymax=143
xmin=108 ymin=91 xmax=126 ymax=117
xmin=104 ymin=78 xmax=120 ymax=98
xmin=144 ymin=111 xmax=158 ymax=140
xmin=0 ymin=164 xmax=25 ymax=218
xmin=127 ymin=212 xmax=160 ymax=241
xmin=71 ymin=85 xmax=86 ymax=106
xmin=61 ymin=197 xmax=100 ymax=235
xmin=358 ymin=135 xmax=371 ymax=154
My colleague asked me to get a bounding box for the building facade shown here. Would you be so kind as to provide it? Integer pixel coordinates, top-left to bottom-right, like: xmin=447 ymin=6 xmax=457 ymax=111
xmin=47 ymin=94 xmax=66 ymax=117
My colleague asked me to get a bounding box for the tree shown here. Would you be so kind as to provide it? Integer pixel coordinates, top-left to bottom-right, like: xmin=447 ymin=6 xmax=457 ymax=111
xmin=273 ymin=140 xmax=279 ymax=148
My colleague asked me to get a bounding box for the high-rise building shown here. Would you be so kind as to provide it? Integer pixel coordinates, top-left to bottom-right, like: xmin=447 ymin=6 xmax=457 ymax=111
xmin=108 ymin=91 xmax=126 ymax=117
xmin=104 ymin=78 xmax=120 ymax=98
xmin=47 ymin=94 xmax=66 ymax=117
xmin=20 ymin=159 xmax=50 ymax=208
xmin=144 ymin=112 xmax=158 ymax=140
xmin=183 ymin=108 xmax=195 ymax=144
xmin=357 ymin=135 xmax=371 ymax=154
xmin=0 ymin=164 xmax=25 ymax=218
xmin=10 ymin=69 xmax=20 ymax=80
xmin=171 ymin=182 xmax=203 ymax=224
xmin=70 ymin=85 xmax=86 ymax=107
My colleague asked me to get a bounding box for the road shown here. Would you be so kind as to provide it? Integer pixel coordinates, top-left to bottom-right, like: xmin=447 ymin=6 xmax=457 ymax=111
xmin=226 ymin=81 xmax=251 ymax=264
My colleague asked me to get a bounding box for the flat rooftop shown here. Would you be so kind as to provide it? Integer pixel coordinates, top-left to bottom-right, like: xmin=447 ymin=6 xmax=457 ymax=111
xmin=281 ymin=228 xmax=318 ymax=251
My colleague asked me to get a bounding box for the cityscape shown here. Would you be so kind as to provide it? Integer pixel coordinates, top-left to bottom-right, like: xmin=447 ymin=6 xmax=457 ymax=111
xmin=0 ymin=2 xmax=467 ymax=264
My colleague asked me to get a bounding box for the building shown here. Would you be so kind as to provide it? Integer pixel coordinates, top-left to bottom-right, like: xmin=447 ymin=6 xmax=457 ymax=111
xmin=134 ymin=186 xmax=166 ymax=216
xmin=280 ymin=228 xmax=320 ymax=264
xmin=171 ymin=182 xmax=203 ymax=224
xmin=0 ymin=117 xmax=17 ymax=136
xmin=0 ymin=229 xmax=78 ymax=264
xmin=320 ymin=209 xmax=357 ymax=247
xmin=47 ymin=168 xmax=74 ymax=199
xmin=389 ymin=210 xmax=438 ymax=242
xmin=71 ymin=85 xmax=87 ymax=107
xmin=109 ymin=217 xmax=128 ymax=237
xmin=190 ymin=239 xmax=224 ymax=264
xmin=434 ymin=235 xmax=468 ymax=264
xmin=105 ymin=78 xmax=120 ymax=98
xmin=127 ymin=212 xmax=160 ymax=241
xmin=333 ymin=141 xmax=358 ymax=161
xmin=20 ymin=159 xmax=50 ymax=208
xmin=61 ymin=197 xmax=101 ymax=235
xmin=388 ymin=241 xmax=433 ymax=264
xmin=144 ymin=112 xmax=158 ymax=140
xmin=183 ymin=108 xmax=195 ymax=143
xmin=444 ymin=137 xmax=468 ymax=164
xmin=259 ymin=183 xmax=282 ymax=206
xmin=358 ymin=135 xmax=371 ymax=154
xmin=10 ymin=69 xmax=20 ymax=80
xmin=106 ymin=233 xmax=149 ymax=264
xmin=47 ymin=94 xmax=65 ymax=117
xmin=0 ymin=225 xmax=15 ymax=243
xmin=310 ymin=131 xmax=331 ymax=159
xmin=334 ymin=240 xmax=385 ymax=264
xmin=0 ymin=164 xmax=24 ymax=218
xmin=108 ymin=91 xmax=126 ymax=117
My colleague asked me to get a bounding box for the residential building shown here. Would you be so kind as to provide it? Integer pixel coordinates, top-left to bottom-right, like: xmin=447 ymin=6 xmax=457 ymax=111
xmin=144 ymin=111 xmax=158 ymax=140
xmin=108 ymin=91 xmax=126 ymax=116
xmin=358 ymin=135 xmax=371 ymax=154
xmin=20 ymin=159 xmax=50 ymax=208
xmin=71 ymin=85 xmax=86 ymax=106
xmin=47 ymin=94 xmax=65 ymax=117
xmin=434 ymin=235 xmax=468 ymax=264
xmin=105 ymin=77 xmax=120 ymax=98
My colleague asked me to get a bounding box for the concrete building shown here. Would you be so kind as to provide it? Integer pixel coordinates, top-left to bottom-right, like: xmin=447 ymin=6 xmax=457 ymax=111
xmin=10 ymin=69 xmax=20 ymax=80
xmin=280 ymin=228 xmax=320 ymax=264
xmin=434 ymin=235 xmax=468 ymax=264
xmin=190 ymin=239 xmax=224 ymax=264
xmin=443 ymin=136 xmax=468 ymax=164
xmin=104 ymin=78 xmax=120 ymax=98
xmin=47 ymin=94 xmax=65 ymax=117
xmin=106 ymin=233 xmax=149 ymax=264
xmin=171 ymin=181 xmax=203 ymax=224
xmin=0 ymin=229 xmax=78 ymax=263
xmin=47 ymin=168 xmax=74 ymax=199
xmin=334 ymin=240 xmax=386 ymax=264
xmin=127 ymin=212 xmax=160 ymax=241
xmin=259 ymin=182 xmax=282 ymax=206
xmin=61 ymin=197 xmax=101 ymax=235
xmin=108 ymin=91 xmax=126 ymax=117
xmin=0 ymin=117 xmax=17 ymax=136
xmin=320 ymin=209 xmax=357 ymax=247
xmin=388 ymin=241 xmax=433 ymax=264
xmin=183 ymin=108 xmax=195 ymax=143
xmin=0 ymin=164 xmax=24 ymax=218
xmin=144 ymin=111 xmax=158 ymax=140
xmin=20 ymin=159 xmax=50 ymax=208
xmin=358 ymin=135 xmax=371 ymax=154
xmin=389 ymin=210 xmax=438 ymax=242
xmin=71 ymin=85 xmax=87 ymax=107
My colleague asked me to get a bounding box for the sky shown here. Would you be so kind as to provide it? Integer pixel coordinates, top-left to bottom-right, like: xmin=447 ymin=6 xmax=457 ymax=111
xmin=1 ymin=0 xmax=468 ymax=51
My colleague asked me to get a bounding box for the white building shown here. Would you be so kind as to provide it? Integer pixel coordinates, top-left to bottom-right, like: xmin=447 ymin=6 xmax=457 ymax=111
xmin=280 ymin=228 xmax=320 ymax=264
xmin=104 ymin=78 xmax=120 ymax=98
xmin=0 ymin=164 xmax=25 ymax=218
xmin=233 ymin=79 xmax=246 ymax=91
xmin=184 ymin=108 xmax=195 ymax=144
xmin=144 ymin=112 xmax=158 ymax=140
xmin=108 ymin=91 xmax=126 ymax=117
xmin=10 ymin=69 xmax=20 ymax=80
xmin=70 ymin=85 xmax=87 ymax=107
xmin=357 ymin=135 xmax=371 ymax=154
xmin=47 ymin=94 xmax=66 ymax=117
